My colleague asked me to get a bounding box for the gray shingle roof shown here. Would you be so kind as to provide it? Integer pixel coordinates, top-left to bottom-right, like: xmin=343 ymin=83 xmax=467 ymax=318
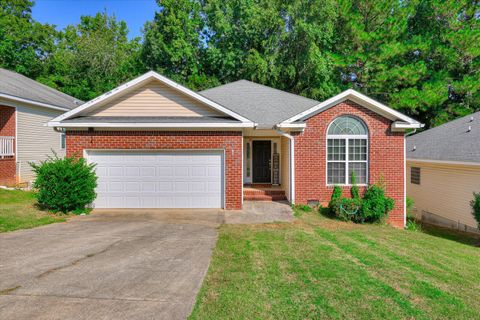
xmin=407 ymin=111 xmax=480 ymax=163
xmin=200 ymin=80 xmax=320 ymax=127
xmin=62 ymin=116 xmax=239 ymax=124
xmin=0 ymin=68 xmax=81 ymax=110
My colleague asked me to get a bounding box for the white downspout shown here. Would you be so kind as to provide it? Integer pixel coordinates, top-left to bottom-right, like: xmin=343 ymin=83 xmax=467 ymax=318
xmin=404 ymin=129 xmax=417 ymax=228
xmin=276 ymin=129 xmax=295 ymax=204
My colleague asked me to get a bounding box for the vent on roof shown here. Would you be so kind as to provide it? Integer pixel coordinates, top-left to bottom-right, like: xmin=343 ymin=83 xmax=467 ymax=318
xmin=467 ymin=126 xmax=472 ymax=132
xmin=413 ymin=145 xmax=416 ymax=151
xmin=470 ymin=116 xmax=474 ymax=122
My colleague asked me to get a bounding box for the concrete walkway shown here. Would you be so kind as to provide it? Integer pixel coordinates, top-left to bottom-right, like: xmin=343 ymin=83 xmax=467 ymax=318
xmin=0 ymin=203 xmax=293 ymax=320
xmin=225 ymin=201 xmax=294 ymax=224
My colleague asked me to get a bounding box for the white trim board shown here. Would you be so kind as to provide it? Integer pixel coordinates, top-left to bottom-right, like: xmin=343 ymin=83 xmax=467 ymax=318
xmin=280 ymin=89 xmax=423 ymax=128
xmin=49 ymin=71 xmax=254 ymax=125
xmin=48 ymin=122 xmax=254 ymax=128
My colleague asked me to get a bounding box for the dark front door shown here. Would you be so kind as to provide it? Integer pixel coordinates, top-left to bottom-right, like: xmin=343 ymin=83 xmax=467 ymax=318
xmin=252 ymin=140 xmax=271 ymax=183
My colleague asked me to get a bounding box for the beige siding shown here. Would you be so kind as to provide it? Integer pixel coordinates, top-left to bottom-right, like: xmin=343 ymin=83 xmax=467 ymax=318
xmin=406 ymin=161 xmax=480 ymax=228
xmin=281 ymin=136 xmax=291 ymax=202
xmin=16 ymin=105 xmax=65 ymax=183
xmin=87 ymin=80 xmax=223 ymax=117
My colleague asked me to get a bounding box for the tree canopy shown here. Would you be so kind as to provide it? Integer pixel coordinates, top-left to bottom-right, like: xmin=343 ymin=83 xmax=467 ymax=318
xmin=1 ymin=0 xmax=479 ymax=128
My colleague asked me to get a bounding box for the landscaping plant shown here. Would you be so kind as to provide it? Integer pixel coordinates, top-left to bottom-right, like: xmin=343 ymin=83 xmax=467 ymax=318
xmin=333 ymin=197 xmax=363 ymax=222
xmin=31 ymin=155 xmax=97 ymax=213
xmin=328 ymin=185 xmax=343 ymax=214
xmin=470 ymin=192 xmax=480 ymax=230
xmin=362 ymin=184 xmax=395 ymax=223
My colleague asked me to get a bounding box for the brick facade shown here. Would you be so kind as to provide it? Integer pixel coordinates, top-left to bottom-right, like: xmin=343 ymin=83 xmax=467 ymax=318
xmin=65 ymin=101 xmax=406 ymax=225
xmin=66 ymin=130 xmax=243 ymax=210
xmin=0 ymin=106 xmax=16 ymax=185
xmin=293 ymin=100 xmax=405 ymax=227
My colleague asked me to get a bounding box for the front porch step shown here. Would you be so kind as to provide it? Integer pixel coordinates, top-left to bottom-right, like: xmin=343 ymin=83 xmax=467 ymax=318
xmin=243 ymin=188 xmax=287 ymax=201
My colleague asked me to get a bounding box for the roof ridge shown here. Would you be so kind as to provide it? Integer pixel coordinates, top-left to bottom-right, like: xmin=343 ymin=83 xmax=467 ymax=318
xmin=238 ymin=79 xmax=320 ymax=103
xmin=201 ymin=79 xmax=320 ymax=104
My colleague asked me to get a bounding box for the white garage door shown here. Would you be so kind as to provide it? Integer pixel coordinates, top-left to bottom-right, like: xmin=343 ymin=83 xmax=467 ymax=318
xmin=87 ymin=150 xmax=224 ymax=209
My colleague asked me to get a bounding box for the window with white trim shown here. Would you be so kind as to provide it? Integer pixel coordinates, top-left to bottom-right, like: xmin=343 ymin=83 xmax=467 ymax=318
xmin=327 ymin=116 xmax=368 ymax=184
xmin=61 ymin=132 xmax=66 ymax=149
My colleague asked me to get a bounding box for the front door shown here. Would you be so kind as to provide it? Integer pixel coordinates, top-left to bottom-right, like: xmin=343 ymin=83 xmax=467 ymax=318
xmin=252 ymin=140 xmax=271 ymax=183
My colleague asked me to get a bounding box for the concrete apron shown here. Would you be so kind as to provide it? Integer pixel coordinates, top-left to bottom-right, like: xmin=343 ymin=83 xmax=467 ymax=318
xmin=0 ymin=203 xmax=293 ymax=320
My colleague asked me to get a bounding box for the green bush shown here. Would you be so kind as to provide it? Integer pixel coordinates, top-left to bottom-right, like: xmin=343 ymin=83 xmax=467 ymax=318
xmin=470 ymin=192 xmax=480 ymax=229
xmin=361 ymin=184 xmax=395 ymax=222
xmin=31 ymin=155 xmax=97 ymax=213
xmin=333 ymin=197 xmax=363 ymax=222
xmin=328 ymin=186 xmax=343 ymax=213
xmin=350 ymin=172 xmax=360 ymax=199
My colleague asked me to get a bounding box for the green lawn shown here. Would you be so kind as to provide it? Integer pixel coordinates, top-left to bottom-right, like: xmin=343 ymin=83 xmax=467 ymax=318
xmin=0 ymin=189 xmax=66 ymax=232
xmin=190 ymin=208 xmax=480 ymax=320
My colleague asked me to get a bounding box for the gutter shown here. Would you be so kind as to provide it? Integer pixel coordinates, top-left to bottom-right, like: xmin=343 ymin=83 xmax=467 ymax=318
xmin=276 ymin=129 xmax=295 ymax=204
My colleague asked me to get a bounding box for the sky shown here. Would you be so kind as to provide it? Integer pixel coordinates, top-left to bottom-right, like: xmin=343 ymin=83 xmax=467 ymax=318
xmin=32 ymin=0 xmax=158 ymax=39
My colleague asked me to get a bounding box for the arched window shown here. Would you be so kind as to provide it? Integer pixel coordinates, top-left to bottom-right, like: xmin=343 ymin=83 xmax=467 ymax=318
xmin=327 ymin=116 xmax=368 ymax=185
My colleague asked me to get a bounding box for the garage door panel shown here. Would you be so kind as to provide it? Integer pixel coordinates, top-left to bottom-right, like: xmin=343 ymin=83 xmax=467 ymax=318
xmin=89 ymin=151 xmax=223 ymax=209
xmin=141 ymin=167 xmax=155 ymax=176
xmin=125 ymin=167 xmax=140 ymax=177
xmin=141 ymin=182 xmax=156 ymax=192
xmin=125 ymin=182 xmax=140 ymax=192
xmin=157 ymin=167 xmax=174 ymax=176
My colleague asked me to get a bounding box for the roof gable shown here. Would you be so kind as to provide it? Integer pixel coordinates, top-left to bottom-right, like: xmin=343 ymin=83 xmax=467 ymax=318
xmin=85 ymin=79 xmax=223 ymax=118
xmin=51 ymin=71 xmax=254 ymax=124
xmin=281 ymin=89 xmax=422 ymax=130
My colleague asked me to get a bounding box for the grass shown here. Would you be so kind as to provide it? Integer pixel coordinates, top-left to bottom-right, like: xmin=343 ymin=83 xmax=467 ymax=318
xmin=0 ymin=189 xmax=66 ymax=232
xmin=190 ymin=208 xmax=480 ymax=320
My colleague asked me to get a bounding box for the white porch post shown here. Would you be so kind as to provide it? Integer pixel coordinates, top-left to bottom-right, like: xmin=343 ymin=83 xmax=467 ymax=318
xmin=276 ymin=130 xmax=295 ymax=204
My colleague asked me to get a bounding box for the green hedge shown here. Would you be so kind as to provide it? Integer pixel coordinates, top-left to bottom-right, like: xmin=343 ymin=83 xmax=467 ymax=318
xmin=328 ymin=181 xmax=394 ymax=224
xmin=31 ymin=155 xmax=97 ymax=213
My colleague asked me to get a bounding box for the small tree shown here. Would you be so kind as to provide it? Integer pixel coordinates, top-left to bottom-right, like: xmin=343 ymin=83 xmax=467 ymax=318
xmin=31 ymin=155 xmax=97 ymax=213
xmin=328 ymin=185 xmax=343 ymax=214
xmin=470 ymin=193 xmax=480 ymax=229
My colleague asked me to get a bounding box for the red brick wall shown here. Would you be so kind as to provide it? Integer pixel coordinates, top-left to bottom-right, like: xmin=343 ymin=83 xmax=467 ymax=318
xmin=66 ymin=130 xmax=243 ymax=209
xmin=294 ymin=100 xmax=405 ymax=227
xmin=0 ymin=106 xmax=16 ymax=185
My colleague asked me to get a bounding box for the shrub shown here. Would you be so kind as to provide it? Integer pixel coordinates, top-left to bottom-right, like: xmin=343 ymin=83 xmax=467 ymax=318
xmin=31 ymin=155 xmax=97 ymax=213
xmin=328 ymin=186 xmax=343 ymax=213
xmin=350 ymin=172 xmax=360 ymax=199
xmin=470 ymin=193 xmax=480 ymax=229
xmin=361 ymin=184 xmax=395 ymax=222
xmin=333 ymin=197 xmax=362 ymax=222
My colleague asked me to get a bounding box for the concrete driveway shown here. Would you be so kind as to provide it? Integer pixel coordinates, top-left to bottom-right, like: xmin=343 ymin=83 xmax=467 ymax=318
xmin=0 ymin=210 xmax=223 ymax=320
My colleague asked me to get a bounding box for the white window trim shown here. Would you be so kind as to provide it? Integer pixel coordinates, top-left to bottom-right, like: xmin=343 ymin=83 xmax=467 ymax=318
xmin=326 ymin=134 xmax=369 ymax=186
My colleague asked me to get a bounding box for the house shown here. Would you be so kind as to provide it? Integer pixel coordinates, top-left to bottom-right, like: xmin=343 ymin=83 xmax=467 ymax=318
xmin=0 ymin=68 xmax=81 ymax=185
xmin=407 ymin=113 xmax=480 ymax=233
xmin=48 ymin=71 xmax=421 ymax=227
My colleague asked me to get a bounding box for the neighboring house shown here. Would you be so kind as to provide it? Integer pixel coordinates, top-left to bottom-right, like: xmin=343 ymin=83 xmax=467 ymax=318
xmin=407 ymin=113 xmax=480 ymax=233
xmin=0 ymin=68 xmax=81 ymax=185
xmin=48 ymin=71 xmax=421 ymax=227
